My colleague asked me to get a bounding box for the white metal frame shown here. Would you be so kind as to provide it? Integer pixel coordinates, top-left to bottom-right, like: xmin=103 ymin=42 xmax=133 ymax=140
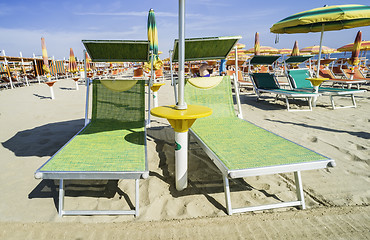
xmin=35 ymin=70 xmax=149 ymax=216
xmin=189 ymin=124 xmax=335 ymax=215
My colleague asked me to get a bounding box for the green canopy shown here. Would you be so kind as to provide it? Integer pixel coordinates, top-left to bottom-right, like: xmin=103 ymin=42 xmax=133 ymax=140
xmin=249 ymin=55 xmax=280 ymax=65
xmin=284 ymin=55 xmax=313 ymax=63
xmin=82 ymin=40 xmax=150 ymax=62
xmin=270 ymin=4 xmax=370 ymax=34
xmin=171 ymin=36 xmax=241 ymax=62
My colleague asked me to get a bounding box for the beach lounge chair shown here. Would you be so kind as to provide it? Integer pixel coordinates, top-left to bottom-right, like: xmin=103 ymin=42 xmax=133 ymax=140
xmin=288 ymin=69 xmax=366 ymax=109
xmin=249 ymin=71 xmax=319 ymax=111
xmin=319 ymin=69 xmax=366 ymax=89
xmin=185 ymin=75 xmax=335 ymax=215
xmin=34 ymin=40 xmax=151 ymax=216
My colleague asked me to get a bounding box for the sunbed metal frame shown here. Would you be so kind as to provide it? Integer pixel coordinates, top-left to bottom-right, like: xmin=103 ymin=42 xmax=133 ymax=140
xmin=34 ymin=40 xmax=151 ymax=217
xmin=287 ymin=68 xmax=366 ymax=109
xmin=187 ymin=76 xmax=335 ymax=215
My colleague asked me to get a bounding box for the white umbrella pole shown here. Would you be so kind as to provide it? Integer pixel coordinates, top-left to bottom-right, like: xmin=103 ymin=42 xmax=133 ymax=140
xmin=147 ymin=51 xmax=153 ymax=127
xmin=170 ymin=50 xmax=178 ymax=104
xmin=83 ymin=50 xmax=90 ymax=126
xmin=176 ymin=0 xmax=186 ymax=110
xmin=316 ymin=24 xmax=325 ymax=77
xmin=3 ymin=50 xmax=13 ymax=89
xmin=20 ymin=52 xmax=29 ymax=86
xmin=234 ymin=47 xmax=243 ymax=119
xmin=33 ymin=53 xmax=41 ymax=84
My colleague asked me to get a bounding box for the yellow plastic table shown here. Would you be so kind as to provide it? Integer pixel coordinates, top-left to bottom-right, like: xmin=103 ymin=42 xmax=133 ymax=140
xmin=151 ymin=105 xmax=212 ymax=190
xmin=150 ymin=82 xmax=165 ymax=108
xmin=306 ymin=77 xmax=329 ymax=106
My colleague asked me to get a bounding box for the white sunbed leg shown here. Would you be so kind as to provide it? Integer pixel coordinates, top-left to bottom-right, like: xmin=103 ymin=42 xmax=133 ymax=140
xmin=223 ymin=176 xmax=233 ymax=215
xmin=135 ymin=179 xmax=140 ymax=217
xmin=285 ymin=96 xmax=291 ymax=111
xmin=59 ymin=179 xmax=64 ymax=216
xmin=294 ymin=171 xmax=305 ymax=210
xmin=308 ymin=97 xmax=313 ymax=111
xmin=351 ymin=94 xmax=357 ymax=108
xmin=330 ymin=95 xmax=336 ymax=110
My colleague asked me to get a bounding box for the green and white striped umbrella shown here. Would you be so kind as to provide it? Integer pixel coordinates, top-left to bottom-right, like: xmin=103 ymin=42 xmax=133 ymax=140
xmin=270 ymin=4 xmax=370 ymax=76
xmin=146 ymin=8 xmax=162 ymax=71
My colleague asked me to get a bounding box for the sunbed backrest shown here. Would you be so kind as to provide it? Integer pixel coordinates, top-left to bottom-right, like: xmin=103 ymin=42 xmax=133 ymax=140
xmin=319 ymin=69 xmax=334 ymax=79
xmin=287 ymin=69 xmax=313 ymax=88
xmin=250 ymin=73 xmax=279 ymax=89
xmin=185 ymin=76 xmax=236 ymax=118
xmin=92 ymin=80 xmax=145 ymax=124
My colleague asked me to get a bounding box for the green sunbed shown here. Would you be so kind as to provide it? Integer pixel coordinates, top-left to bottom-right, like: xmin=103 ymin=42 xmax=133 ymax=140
xmin=185 ymin=75 xmax=335 ymax=215
xmin=250 ymin=72 xmax=320 ymax=111
xmin=287 ymin=69 xmax=366 ymax=109
xmin=35 ymin=40 xmax=151 ymax=217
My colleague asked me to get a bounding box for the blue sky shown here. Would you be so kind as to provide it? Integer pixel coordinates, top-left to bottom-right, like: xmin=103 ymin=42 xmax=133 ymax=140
xmin=0 ymin=0 xmax=369 ymax=60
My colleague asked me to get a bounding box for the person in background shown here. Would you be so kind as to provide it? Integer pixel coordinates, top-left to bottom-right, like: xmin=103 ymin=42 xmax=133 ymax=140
xmin=199 ymin=63 xmax=211 ymax=77
xmin=219 ymin=59 xmax=226 ymax=76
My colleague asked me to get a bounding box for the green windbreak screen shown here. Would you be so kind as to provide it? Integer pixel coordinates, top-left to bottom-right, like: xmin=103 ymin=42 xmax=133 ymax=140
xmin=82 ymin=40 xmax=150 ymax=62
xmin=172 ymin=36 xmax=241 ymax=62
xmin=250 ymin=55 xmax=280 ymax=65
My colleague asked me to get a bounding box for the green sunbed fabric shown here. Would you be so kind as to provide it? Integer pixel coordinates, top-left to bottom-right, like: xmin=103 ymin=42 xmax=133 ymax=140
xmin=250 ymin=73 xmax=280 ymax=89
xmin=287 ymin=69 xmax=313 ymax=88
xmin=288 ymin=69 xmax=364 ymax=94
xmin=249 ymin=55 xmax=280 ymax=65
xmin=39 ymin=80 xmax=146 ymax=172
xmin=284 ymin=55 xmax=313 ymax=64
xmin=185 ymin=76 xmax=328 ymax=170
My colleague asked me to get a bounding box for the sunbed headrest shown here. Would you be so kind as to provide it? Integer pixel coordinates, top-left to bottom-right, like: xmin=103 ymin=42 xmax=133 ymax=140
xmin=187 ymin=76 xmax=223 ymax=89
xmin=100 ymin=79 xmax=138 ymax=92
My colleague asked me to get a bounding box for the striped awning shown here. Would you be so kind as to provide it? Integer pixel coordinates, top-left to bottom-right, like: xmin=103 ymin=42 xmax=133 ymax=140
xmin=270 ymin=4 xmax=370 ymax=34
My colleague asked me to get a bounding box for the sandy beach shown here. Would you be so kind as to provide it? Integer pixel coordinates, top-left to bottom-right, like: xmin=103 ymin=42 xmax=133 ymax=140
xmin=0 ymin=73 xmax=369 ymax=239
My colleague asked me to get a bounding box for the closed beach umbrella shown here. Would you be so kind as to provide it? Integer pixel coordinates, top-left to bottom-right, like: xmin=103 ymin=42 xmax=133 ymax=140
xmin=348 ymin=30 xmax=362 ymax=66
xmin=291 ymin=40 xmax=300 ymax=56
xmin=85 ymin=52 xmax=92 ymax=72
xmin=270 ymin=4 xmax=370 ymax=77
xmin=68 ymin=48 xmax=78 ymax=73
xmin=41 ymin=37 xmax=50 ymax=75
xmin=254 ymin=32 xmax=260 ymax=55
xmin=147 ymin=8 xmax=163 ymax=71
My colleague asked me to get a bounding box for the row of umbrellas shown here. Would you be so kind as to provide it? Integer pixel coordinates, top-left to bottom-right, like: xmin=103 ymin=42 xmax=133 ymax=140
xmin=228 ymin=39 xmax=369 ymax=56
xmin=40 ymin=37 xmax=92 ymax=79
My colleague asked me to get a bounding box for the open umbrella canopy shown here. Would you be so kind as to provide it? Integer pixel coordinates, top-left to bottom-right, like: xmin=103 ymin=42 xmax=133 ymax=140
xmin=337 ymin=40 xmax=370 ymax=52
xmin=246 ymin=46 xmax=278 ymax=54
xmin=270 ymin=4 xmax=370 ymax=34
xmin=278 ymin=48 xmax=292 ymax=55
xmin=348 ymin=30 xmax=362 ymax=66
xmin=300 ymin=45 xmax=336 ymax=54
xmin=68 ymin=48 xmax=78 ymax=73
xmin=41 ymin=37 xmax=50 ymax=74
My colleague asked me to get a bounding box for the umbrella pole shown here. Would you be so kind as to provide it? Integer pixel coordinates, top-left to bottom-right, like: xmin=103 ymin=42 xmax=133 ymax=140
xmin=20 ymin=52 xmax=29 ymax=86
xmin=33 ymin=53 xmax=41 ymax=84
xmin=234 ymin=46 xmax=242 ymax=119
xmin=176 ymin=0 xmax=186 ymax=110
xmin=147 ymin=51 xmax=153 ymax=127
xmin=84 ymin=50 xmax=90 ymax=126
xmin=2 ymin=50 xmax=13 ymax=89
xmin=169 ymin=50 xmax=178 ymax=104
xmin=316 ymin=24 xmax=325 ymax=77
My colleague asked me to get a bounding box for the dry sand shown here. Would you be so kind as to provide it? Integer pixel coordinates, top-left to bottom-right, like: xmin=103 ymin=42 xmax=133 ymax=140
xmin=0 ymin=73 xmax=369 ymax=239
